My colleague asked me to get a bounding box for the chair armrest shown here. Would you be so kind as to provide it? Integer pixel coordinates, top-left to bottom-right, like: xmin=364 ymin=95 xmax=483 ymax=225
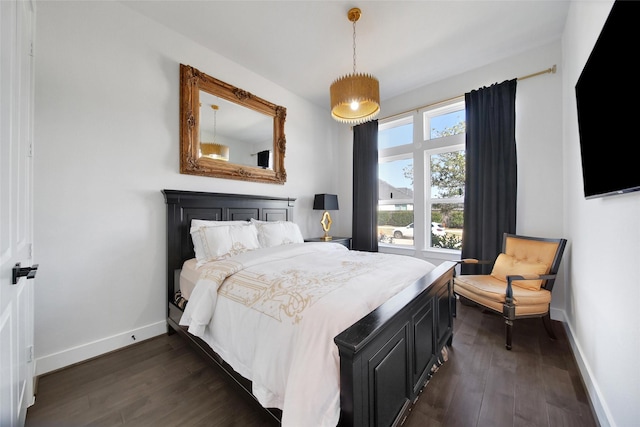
xmin=454 ymin=258 xmax=495 ymax=278
xmin=505 ymin=273 xmax=557 ymax=299
xmin=455 ymin=258 xmax=494 ymax=265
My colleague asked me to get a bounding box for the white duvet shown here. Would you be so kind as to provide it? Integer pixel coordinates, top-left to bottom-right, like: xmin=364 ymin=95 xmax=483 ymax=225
xmin=180 ymin=242 xmax=436 ymax=427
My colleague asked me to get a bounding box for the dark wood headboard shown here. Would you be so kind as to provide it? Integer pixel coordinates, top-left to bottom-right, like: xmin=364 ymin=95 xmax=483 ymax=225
xmin=162 ymin=189 xmax=295 ymax=305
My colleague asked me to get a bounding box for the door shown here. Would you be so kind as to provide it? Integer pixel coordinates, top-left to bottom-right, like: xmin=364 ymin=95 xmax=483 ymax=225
xmin=1 ymin=0 xmax=36 ymax=425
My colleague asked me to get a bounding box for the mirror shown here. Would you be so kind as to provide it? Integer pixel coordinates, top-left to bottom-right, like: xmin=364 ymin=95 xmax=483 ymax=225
xmin=180 ymin=64 xmax=287 ymax=184
xmin=199 ymin=91 xmax=274 ymax=168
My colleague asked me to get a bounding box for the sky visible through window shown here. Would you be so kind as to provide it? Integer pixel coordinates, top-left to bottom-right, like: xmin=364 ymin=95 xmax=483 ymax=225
xmin=379 ymin=110 xmax=464 ymax=190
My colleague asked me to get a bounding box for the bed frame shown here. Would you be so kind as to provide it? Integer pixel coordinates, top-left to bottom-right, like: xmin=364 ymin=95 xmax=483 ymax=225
xmin=163 ymin=189 xmax=456 ymax=427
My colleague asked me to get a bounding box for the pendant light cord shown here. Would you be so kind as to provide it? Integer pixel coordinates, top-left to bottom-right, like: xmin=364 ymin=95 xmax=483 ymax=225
xmin=211 ymin=104 xmax=218 ymax=143
xmin=352 ymin=19 xmax=357 ymax=74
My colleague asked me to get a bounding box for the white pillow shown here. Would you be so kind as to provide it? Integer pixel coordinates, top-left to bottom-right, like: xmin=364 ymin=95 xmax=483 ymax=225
xmin=251 ymin=219 xmax=304 ymax=247
xmin=190 ymin=219 xmax=248 ymax=233
xmin=190 ymin=223 xmax=260 ymax=266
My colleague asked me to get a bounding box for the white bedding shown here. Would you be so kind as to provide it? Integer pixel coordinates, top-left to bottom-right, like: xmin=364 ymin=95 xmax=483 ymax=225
xmin=179 ymin=242 xmax=436 ymax=427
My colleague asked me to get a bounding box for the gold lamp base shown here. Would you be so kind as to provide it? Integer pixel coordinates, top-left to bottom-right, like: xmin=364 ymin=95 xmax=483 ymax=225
xmin=320 ymin=211 xmax=333 ymax=240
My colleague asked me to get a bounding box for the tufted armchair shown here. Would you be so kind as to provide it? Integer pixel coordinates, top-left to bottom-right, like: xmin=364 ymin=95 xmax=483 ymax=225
xmin=454 ymin=233 xmax=567 ymax=350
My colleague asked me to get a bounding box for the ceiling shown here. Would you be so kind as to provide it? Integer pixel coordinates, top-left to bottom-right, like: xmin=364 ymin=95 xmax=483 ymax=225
xmin=121 ymin=0 xmax=570 ymax=111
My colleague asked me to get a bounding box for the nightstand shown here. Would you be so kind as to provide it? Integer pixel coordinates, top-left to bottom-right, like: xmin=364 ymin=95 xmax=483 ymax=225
xmin=305 ymin=237 xmax=351 ymax=249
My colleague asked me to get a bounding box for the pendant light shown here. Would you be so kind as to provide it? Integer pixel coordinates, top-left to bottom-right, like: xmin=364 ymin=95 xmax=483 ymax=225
xmin=200 ymin=104 xmax=229 ymax=161
xmin=330 ymin=7 xmax=380 ymax=124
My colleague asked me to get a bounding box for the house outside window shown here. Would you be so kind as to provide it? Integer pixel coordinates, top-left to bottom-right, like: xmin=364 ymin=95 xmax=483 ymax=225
xmin=378 ymin=98 xmax=465 ymax=252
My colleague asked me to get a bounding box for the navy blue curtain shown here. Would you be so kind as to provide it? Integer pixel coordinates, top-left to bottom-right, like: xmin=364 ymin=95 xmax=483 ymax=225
xmin=462 ymin=79 xmax=517 ymax=274
xmin=352 ymin=120 xmax=379 ymax=252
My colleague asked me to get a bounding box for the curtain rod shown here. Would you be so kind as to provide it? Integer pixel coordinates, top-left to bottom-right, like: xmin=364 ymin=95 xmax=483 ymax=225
xmin=379 ymin=64 xmax=557 ymax=121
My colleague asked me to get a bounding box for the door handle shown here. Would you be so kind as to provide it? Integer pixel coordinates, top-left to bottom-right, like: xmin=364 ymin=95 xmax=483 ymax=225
xmin=12 ymin=262 xmax=38 ymax=285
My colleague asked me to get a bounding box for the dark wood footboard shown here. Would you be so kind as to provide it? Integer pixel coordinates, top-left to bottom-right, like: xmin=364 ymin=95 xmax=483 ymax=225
xmin=335 ymin=261 xmax=455 ymax=427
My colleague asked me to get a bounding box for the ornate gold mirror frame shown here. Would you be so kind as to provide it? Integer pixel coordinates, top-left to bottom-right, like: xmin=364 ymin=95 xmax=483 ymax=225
xmin=180 ymin=64 xmax=287 ymax=184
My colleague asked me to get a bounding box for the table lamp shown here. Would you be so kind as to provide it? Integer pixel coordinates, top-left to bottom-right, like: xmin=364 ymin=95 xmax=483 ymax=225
xmin=313 ymin=194 xmax=339 ymax=241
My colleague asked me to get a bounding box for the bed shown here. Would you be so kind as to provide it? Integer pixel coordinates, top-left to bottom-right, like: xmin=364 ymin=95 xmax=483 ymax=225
xmin=163 ymin=189 xmax=456 ymax=427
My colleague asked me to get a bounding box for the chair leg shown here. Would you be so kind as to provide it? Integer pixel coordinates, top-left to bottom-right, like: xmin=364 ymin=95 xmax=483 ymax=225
xmin=503 ymin=302 xmax=516 ymax=350
xmin=505 ymin=319 xmax=513 ymax=350
xmin=542 ymin=313 xmax=557 ymax=340
xmin=451 ymin=294 xmax=457 ymax=318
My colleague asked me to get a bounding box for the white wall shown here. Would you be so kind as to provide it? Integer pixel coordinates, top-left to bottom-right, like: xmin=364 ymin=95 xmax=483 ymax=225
xmin=562 ymin=1 xmax=640 ymax=426
xmin=33 ymin=1 xmax=344 ymax=374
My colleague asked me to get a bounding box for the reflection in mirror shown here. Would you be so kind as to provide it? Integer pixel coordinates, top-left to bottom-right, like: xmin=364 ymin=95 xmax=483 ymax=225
xmin=180 ymin=64 xmax=286 ymax=184
xmin=199 ymin=104 xmax=229 ymax=161
xmin=199 ymin=91 xmax=274 ymax=169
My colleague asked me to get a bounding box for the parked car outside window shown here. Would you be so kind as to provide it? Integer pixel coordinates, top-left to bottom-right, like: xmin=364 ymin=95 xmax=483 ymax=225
xmin=431 ymin=222 xmax=445 ymax=236
xmin=393 ymin=223 xmax=414 ymax=239
xmin=392 ymin=222 xmax=445 ymax=239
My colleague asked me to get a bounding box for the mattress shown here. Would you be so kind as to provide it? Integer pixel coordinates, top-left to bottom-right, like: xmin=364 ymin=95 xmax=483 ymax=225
xmin=179 ymin=258 xmax=199 ymax=300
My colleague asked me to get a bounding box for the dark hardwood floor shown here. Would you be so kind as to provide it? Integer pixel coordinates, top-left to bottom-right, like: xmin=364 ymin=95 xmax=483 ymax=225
xmin=26 ymin=300 xmax=598 ymax=427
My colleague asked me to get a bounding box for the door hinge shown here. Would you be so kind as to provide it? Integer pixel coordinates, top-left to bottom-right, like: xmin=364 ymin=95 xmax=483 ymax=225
xmin=28 ymin=346 xmax=34 ymax=363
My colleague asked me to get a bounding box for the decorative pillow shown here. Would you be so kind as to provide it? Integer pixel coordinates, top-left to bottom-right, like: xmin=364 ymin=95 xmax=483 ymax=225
xmin=190 ymin=223 xmax=260 ymax=266
xmin=251 ymin=219 xmax=304 ymax=248
xmin=490 ymin=253 xmax=549 ymax=290
xmin=190 ymin=219 xmax=248 ymax=233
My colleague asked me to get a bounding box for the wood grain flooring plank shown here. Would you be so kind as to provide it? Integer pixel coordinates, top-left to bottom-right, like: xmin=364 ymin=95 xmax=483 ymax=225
xmin=541 ymin=364 xmax=584 ymax=414
xmin=513 ymin=352 xmax=549 ymax=427
xmin=476 ymin=363 xmax=516 ymax=426
xmin=31 ymin=339 xmax=192 ymax=416
xmin=547 ymin=401 xmax=593 ymax=427
xmin=439 ymin=373 xmax=485 ymax=427
xmin=439 ymin=318 xmax=493 ymax=426
xmin=23 ymin=393 xmax=91 ymax=427
xmin=123 ymin=383 xmax=214 ymax=427
xmin=409 ymin=365 xmax=460 ymax=424
xmin=117 ymin=366 xmax=219 ymax=423
xmin=78 ymin=352 xmax=211 ymax=425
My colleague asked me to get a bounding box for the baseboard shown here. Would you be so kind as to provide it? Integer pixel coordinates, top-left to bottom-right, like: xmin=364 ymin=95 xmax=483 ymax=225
xmin=35 ymin=321 xmax=167 ymax=376
xmin=553 ymin=309 xmax=612 ymax=427
xmin=550 ymin=306 xmax=563 ymax=321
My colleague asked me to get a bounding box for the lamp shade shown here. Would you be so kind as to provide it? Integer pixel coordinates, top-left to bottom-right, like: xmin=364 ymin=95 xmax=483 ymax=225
xmin=313 ymin=194 xmax=339 ymax=211
xmin=330 ymin=73 xmax=380 ymax=124
xmin=200 ymin=142 xmax=229 ymax=161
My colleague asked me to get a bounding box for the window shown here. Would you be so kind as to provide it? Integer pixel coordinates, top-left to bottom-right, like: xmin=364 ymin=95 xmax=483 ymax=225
xmin=378 ymin=99 xmax=465 ymax=251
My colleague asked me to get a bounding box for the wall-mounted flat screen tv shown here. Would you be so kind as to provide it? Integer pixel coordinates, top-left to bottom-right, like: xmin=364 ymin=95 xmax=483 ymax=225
xmin=575 ymin=0 xmax=640 ymax=199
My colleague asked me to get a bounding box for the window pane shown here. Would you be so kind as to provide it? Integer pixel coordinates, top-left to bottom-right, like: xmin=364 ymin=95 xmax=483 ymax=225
xmin=379 ymin=122 xmax=413 ymax=149
xmin=379 ymin=151 xmax=414 ymax=246
xmin=430 ymin=151 xmax=465 ymax=199
xmin=379 ymin=158 xmax=414 ymax=200
xmin=430 ymin=203 xmax=463 ymax=249
xmin=427 ymin=110 xmax=466 ymax=139
xmin=377 ymin=206 xmax=414 ymax=247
